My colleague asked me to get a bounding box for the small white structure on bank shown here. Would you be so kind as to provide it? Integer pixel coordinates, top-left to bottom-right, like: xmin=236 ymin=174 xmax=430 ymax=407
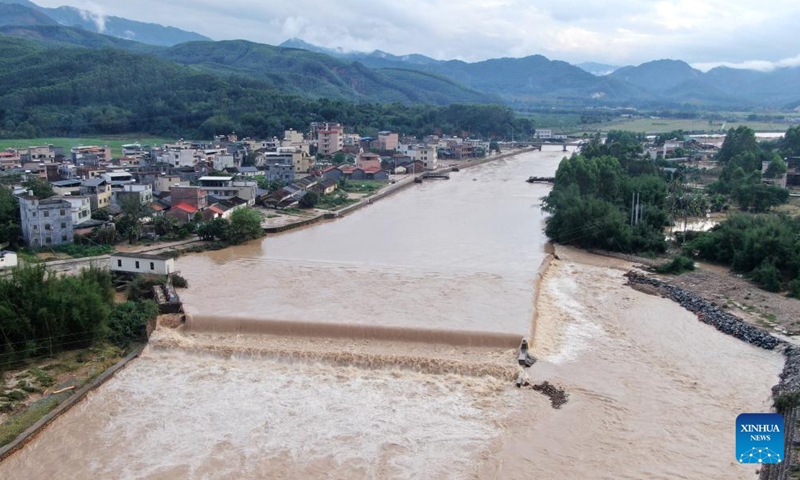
xmin=110 ymin=253 xmax=175 ymax=276
xmin=0 ymin=251 xmax=18 ymax=270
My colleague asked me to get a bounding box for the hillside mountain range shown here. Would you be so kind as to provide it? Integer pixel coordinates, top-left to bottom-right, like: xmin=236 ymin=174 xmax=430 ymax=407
xmin=0 ymin=0 xmax=209 ymax=45
xmin=0 ymin=2 xmax=797 ymax=109
xmin=279 ymin=39 xmax=800 ymax=108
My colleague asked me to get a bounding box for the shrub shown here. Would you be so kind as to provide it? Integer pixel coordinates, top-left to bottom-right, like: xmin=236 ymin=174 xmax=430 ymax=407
xmin=107 ymin=300 xmax=159 ymax=347
xmin=751 ymin=259 xmax=782 ymax=293
xmin=788 ymin=279 xmax=800 ymax=299
xmin=170 ymin=274 xmax=188 ymax=289
xmin=126 ymin=275 xmax=166 ymax=302
xmin=655 ymin=255 xmax=695 ymax=275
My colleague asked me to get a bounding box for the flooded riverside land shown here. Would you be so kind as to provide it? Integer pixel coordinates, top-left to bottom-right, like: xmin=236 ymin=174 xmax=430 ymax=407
xmin=0 ymin=147 xmax=785 ymax=479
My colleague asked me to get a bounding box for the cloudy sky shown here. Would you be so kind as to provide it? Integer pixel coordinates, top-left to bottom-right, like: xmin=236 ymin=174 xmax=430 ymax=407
xmin=34 ymin=0 xmax=800 ymax=70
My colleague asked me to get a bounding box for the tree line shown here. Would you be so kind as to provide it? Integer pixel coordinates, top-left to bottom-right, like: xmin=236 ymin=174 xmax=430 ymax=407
xmin=0 ymin=39 xmax=534 ymax=141
xmin=0 ymin=266 xmax=158 ymax=372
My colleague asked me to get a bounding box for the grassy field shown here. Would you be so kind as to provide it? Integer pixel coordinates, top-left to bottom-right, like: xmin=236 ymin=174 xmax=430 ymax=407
xmin=590 ymin=118 xmax=798 ymax=135
xmin=0 ymin=136 xmax=176 ymax=156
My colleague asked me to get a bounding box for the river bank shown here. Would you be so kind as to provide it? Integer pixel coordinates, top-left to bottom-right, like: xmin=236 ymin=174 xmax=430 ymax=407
xmin=488 ymin=245 xmax=783 ymax=479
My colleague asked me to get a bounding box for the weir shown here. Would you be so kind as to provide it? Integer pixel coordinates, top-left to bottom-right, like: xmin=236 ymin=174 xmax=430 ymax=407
xmin=185 ymin=314 xmax=523 ymax=348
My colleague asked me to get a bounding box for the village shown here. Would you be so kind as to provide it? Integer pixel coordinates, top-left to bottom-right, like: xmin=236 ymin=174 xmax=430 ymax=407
xmin=0 ymin=123 xmax=507 ymax=265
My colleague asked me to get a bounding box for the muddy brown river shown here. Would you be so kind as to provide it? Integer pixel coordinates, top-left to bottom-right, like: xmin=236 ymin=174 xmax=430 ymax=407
xmin=0 ymin=147 xmax=784 ymax=479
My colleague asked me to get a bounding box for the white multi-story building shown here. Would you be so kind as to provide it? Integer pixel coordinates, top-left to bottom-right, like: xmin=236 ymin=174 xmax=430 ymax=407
xmin=53 ymin=195 xmax=92 ymax=226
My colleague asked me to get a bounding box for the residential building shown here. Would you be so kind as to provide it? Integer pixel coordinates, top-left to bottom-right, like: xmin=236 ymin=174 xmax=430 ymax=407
xmin=263 ymin=164 xmax=295 ymax=183
xmin=103 ymin=171 xmax=135 ymax=188
xmin=170 ymin=186 xmax=208 ymax=210
xmin=212 ymin=154 xmax=236 ymax=172
xmin=19 ymin=196 xmax=74 ymax=247
xmin=317 ymin=123 xmax=344 ymax=155
xmin=283 ymin=129 xmax=304 ymax=146
xmin=377 ymin=131 xmax=399 ymax=151
xmin=356 ymin=153 xmax=382 ymax=170
xmin=418 ymin=145 xmax=438 ymax=170
xmin=292 ymin=150 xmax=315 ymax=173
xmin=534 ymin=129 xmax=553 ymax=139
xmin=21 ymin=145 xmax=56 ymax=163
xmin=51 ymin=179 xmax=84 ymax=197
xmin=198 ymin=176 xmax=258 ymax=205
xmin=161 ymin=149 xmax=196 ymax=168
xmin=71 ymin=146 xmax=112 ymax=165
xmin=110 ymin=253 xmax=175 ymax=276
xmin=0 ymin=250 xmax=17 ymax=270
xmin=312 ymin=178 xmax=338 ymax=196
xmin=53 ymin=195 xmax=92 ymax=226
xmin=322 ymin=166 xmax=344 ymax=182
xmin=155 ymin=175 xmax=189 ymax=194
xmin=114 ymin=184 xmax=153 ymax=206
xmin=81 ymin=178 xmax=113 ymax=210
xmin=0 ymin=150 xmax=21 ymax=169
xmin=167 ymin=203 xmax=199 ymax=223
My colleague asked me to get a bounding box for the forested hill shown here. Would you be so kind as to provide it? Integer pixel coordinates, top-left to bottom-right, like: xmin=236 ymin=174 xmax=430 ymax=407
xmin=0 ymin=37 xmax=531 ymax=139
xmin=0 ymin=24 xmax=499 ymax=106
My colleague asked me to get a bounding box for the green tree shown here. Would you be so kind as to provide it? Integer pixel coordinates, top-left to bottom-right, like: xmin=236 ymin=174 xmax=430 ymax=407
xmin=780 ymin=125 xmax=800 ymax=157
xmin=0 ymin=185 xmax=22 ymax=247
xmin=717 ymin=126 xmax=758 ymax=164
xmin=22 ymin=178 xmax=54 ymax=199
xmin=197 ymin=217 xmax=229 ymax=241
xmin=224 ymin=208 xmax=263 ymax=245
xmin=764 ymin=155 xmax=787 ymax=179
xmin=298 ymin=191 xmax=319 ymax=209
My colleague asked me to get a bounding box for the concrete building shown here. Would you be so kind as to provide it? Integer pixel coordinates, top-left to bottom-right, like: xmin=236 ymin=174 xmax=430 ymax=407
xmin=110 ymin=253 xmax=175 ymax=276
xmin=317 ymin=123 xmax=344 ymax=156
xmin=198 ymin=177 xmax=258 ymax=205
xmin=283 ymin=129 xmax=304 ymax=146
xmin=161 ymin=149 xmax=196 ymax=168
xmin=114 ymin=184 xmax=153 ymax=206
xmin=71 ymin=146 xmax=112 ymax=165
xmin=0 ymin=250 xmax=17 ymax=270
xmin=19 ymin=196 xmax=74 ymax=247
xmin=0 ymin=150 xmax=21 ymax=169
xmin=103 ymin=170 xmax=134 ymax=187
xmin=534 ymin=129 xmax=553 ymax=139
xmin=418 ymin=145 xmax=438 ymax=170
xmin=51 ymin=179 xmax=84 ymax=197
xmin=213 ymin=154 xmax=236 ymax=172
xmin=263 ymin=164 xmax=296 ymax=183
xmin=170 ymin=186 xmax=208 ymax=210
xmin=53 ymin=195 xmax=92 ymax=226
xmin=356 ymin=153 xmax=382 ymax=170
xmin=377 ymin=132 xmax=399 ymax=151
xmin=155 ymin=175 xmax=189 ymax=194
xmin=81 ymin=178 xmax=113 ymax=211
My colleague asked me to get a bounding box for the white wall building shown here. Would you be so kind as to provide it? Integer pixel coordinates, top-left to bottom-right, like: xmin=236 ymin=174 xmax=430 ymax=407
xmin=110 ymin=253 xmax=176 ymax=276
xmin=53 ymin=195 xmax=92 ymax=226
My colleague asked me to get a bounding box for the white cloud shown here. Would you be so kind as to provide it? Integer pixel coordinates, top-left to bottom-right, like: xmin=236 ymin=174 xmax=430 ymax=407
xmin=30 ymin=0 xmax=800 ymax=67
xmin=694 ymin=54 xmax=800 ymax=72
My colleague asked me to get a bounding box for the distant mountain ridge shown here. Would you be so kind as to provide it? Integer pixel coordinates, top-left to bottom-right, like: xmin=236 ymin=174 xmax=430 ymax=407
xmin=0 ymin=1 xmax=798 ymax=109
xmin=283 ymin=38 xmax=800 ymax=108
xmin=0 ymin=0 xmax=210 ymax=45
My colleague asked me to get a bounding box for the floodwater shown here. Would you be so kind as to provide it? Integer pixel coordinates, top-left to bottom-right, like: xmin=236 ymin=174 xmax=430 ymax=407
xmin=177 ymin=149 xmax=559 ymax=342
xmin=0 ymin=146 xmax=784 ymax=479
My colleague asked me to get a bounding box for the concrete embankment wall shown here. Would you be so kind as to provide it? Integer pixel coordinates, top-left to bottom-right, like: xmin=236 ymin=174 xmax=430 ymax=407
xmin=0 ymin=345 xmax=146 ymax=463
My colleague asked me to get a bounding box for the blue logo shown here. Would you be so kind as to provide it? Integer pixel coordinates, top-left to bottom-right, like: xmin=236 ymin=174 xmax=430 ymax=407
xmin=736 ymin=413 xmax=784 ymax=464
